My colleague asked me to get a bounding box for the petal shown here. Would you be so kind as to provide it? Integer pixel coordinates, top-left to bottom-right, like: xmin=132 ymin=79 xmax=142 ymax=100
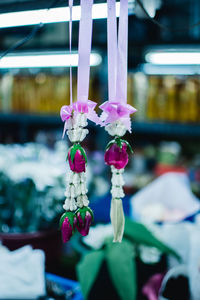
xmin=77 ymin=212 xmax=84 ymax=228
xmin=105 ymin=143 xmax=128 ymax=169
xmin=68 ymin=152 xmax=75 ymax=171
xmin=61 ymin=218 xmax=73 ymax=243
xmin=76 ymin=211 xmax=92 ymax=236
xmin=60 ymin=105 xmax=73 ymax=121
xmin=74 ymin=151 xmax=86 ymax=173
xmin=87 ymin=100 xmax=97 ymax=109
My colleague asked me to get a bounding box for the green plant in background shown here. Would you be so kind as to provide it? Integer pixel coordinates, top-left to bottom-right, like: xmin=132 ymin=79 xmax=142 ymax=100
xmin=77 ymin=218 xmax=180 ymax=300
xmin=0 ymin=171 xmax=65 ymax=233
xmin=0 ymin=142 xmax=107 ymax=234
xmin=0 ymin=142 xmax=71 ymax=233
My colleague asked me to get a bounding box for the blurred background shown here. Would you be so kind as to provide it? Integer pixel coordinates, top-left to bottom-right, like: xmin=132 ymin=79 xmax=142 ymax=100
xmin=0 ymin=0 xmax=200 ymax=299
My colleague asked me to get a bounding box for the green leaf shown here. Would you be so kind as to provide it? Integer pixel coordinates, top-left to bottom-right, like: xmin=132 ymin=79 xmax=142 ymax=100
xmin=105 ymin=240 xmax=137 ymax=300
xmin=86 ymin=206 xmax=94 ymax=220
xmin=77 ymin=250 xmax=104 ymax=299
xmin=122 ymin=139 xmax=133 ymax=154
xmin=124 ymin=218 xmax=180 ymax=261
xmin=76 ymin=207 xmax=94 ymax=222
xmin=78 ymin=145 xmax=87 ymax=164
xmin=69 ymin=144 xmax=87 ymax=164
xmin=69 ymin=144 xmax=79 ymax=163
xmin=59 ymin=211 xmax=75 ymax=229
xmin=105 ymin=139 xmax=115 ymax=150
xmin=59 ymin=213 xmax=67 ymax=228
xmin=115 ymin=137 xmax=122 ymax=148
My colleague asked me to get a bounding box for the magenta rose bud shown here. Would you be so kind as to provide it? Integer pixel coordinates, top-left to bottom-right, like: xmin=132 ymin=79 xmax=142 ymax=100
xmin=68 ymin=149 xmax=86 ymax=173
xmin=60 ymin=212 xmax=76 ymax=243
xmin=76 ymin=207 xmax=93 ymax=236
xmin=61 ymin=218 xmax=73 ymax=243
xmin=105 ymin=143 xmax=129 ymax=169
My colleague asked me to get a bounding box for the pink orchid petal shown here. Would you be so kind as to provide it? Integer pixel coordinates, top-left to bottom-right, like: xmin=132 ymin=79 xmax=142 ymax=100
xmin=121 ymin=117 xmax=132 ymax=133
xmin=99 ymin=101 xmax=137 ymax=132
xmin=60 ymin=105 xmax=73 ymax=122
xmin=126 ymin=103 xmax=137 ymax=114
xmin=87 ymin=100 xmax=97 ymax=109
xmin=60 ymin=100 xmax=101 ymax=137
xmin=88 ymin=109 xmax=102 ymax=125
xmin=74 ymin=101 xmax=89 ymax=114
xmin=99 ymin=101 xmax=109 ymax=110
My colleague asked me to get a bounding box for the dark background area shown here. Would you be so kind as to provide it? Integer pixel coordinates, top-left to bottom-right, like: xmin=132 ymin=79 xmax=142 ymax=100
xmin=1 ymin=0 xmax=200 ymax=145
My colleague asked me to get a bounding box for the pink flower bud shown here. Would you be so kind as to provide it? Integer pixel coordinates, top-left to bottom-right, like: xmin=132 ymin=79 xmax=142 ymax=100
xmin=61 ymin=218 xmax=73 ymax=243
xmin=68 ymin=149 xmax=86 ymax=173
xmin=76 ymin=207 xmax=93 ymax=236
xmin=104 ymin=143 xmax=128 ymax=169
xmin=60 ymin=212 xmax=77 ymax=243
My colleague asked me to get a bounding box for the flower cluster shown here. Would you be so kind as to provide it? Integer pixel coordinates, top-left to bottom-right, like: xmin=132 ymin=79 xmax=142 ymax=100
xmin=60 ymin=111 xmax=93 ymax=243
xmin=105 ymin=121 xmax=127 ymax=137
xmin=66 ymin=113 xmax=88 ymax=143
xmin=105 ymin=134 xmax=132 ymax=170
xmin=63 ymin=170 xmax=89 ymax=211
xmin=60 ymin=207 xmax=94 ymax=242
xmin=105 ymin=143 xmax=128 ymax=170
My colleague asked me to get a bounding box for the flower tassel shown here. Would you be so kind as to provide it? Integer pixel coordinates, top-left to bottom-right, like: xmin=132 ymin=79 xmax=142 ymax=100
xmin=110 ymin=198 xmax=125 ymax=243
xmin=104 ymin=121 xmax=133 ymax=242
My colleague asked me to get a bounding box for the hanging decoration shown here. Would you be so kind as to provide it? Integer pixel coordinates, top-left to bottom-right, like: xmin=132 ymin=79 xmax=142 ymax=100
xmin=100 ymin=0 xmax=137 ymax=242
xmin=59 ymin=0 xmax=99 ymax=243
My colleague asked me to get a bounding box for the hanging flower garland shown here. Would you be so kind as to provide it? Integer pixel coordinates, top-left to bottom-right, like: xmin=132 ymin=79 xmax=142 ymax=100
xmin=100 ymin=0 xmax=137 ymax=242
xmin=60 ymin=108 xmax=94 ymax=242
xmin=59 ymin=0 xmax=98 ymax=243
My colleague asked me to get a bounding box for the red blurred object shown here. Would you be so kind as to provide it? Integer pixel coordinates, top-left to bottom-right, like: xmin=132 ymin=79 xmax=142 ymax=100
xmin=0 ymin=230 xmax=62 ymax=264
xmin=155 ymin=164 xmax=187 ymax=177
xmin=195 ymin=169 xmax=200 ymax=182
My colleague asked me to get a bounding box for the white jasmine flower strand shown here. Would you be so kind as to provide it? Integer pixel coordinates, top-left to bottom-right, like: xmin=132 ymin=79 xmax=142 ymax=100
xmin=105 ymin=120 xmax=127 ymax=137
xmin=63 ymin=113 xmax=90 ymax=212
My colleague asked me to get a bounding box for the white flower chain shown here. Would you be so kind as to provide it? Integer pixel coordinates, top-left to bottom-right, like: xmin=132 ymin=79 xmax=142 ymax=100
xmin=63 ymin=113 xmax=89 ymax=211
xmin=105 ymin=120 xmax=127 ymax=137
xmin=67 ymin=113 xmax=89 ymax=143
xmin=111 ymin=166 xmax=125 ymax=200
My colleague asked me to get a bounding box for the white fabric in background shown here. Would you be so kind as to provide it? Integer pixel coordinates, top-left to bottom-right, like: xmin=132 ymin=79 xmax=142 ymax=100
xmin=159 ymin=265 xmax=188 ymax=300
xmin=150 ymin=222 xmax=191 ymax=269
xmin=148 ymin=221 xmax=200 ymax=300
xmin=83 ymin=224 xmax=113 ymax=250
xmin=130 ymin=172 xmax=200 ymax=223
xmin=0 ymin=245 xmax=46 ymax=299
xmin=188 ymin=226 xmax=200 ymax=300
